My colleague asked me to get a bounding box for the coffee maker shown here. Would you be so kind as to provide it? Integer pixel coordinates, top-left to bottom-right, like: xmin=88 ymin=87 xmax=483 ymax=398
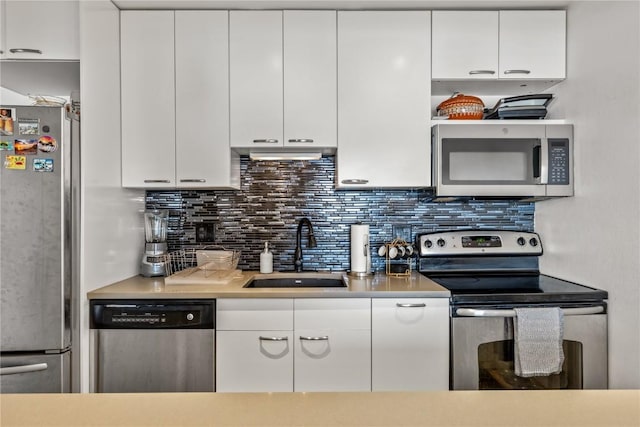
xmin=140 ymin=209 xmax=169 ymax=277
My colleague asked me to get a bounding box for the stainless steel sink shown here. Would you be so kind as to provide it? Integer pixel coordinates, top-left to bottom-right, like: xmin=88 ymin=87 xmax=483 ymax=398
xmin=244 ymin=273 xmax=347 ymax=288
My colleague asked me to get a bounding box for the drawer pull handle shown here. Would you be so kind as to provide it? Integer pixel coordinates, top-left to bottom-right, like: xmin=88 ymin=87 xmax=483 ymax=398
xmin=300 ymin=336 xmax=329 ymax=341
xmin=179 ymin=179 xmax=206 ymax=183
xmin=503 ymin=69 xmax=531 ymax=75
xmin=253 ymin=139 xmax=279 ymax=144
xmin=469 ymin=70 xmax=495 ymax=75
xmin=259 ymin=336 xmax=289 ymax=341
xmin=143 ymin=179 xmax=171 ymax=183
xmin=396 ymin=303 xmax=426 ymax=308
xmin=288 ymin=139 xmax=314 ymax=143
xmin=9 ymin=48 xmax=43 ymax=54
xmin=341 ymin=179 xmax=369 ymax=185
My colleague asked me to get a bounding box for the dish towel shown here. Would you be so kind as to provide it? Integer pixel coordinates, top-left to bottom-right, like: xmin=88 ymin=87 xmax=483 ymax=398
xmin=513 ymin=307 xmax=565 ymax=377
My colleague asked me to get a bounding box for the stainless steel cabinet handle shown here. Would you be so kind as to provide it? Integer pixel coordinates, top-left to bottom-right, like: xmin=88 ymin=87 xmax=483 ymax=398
xmin=300 ymin=336 xmax=329 ymax=341
xmin=455 ymin=306 xmax=605 ymax=318
xmin=9 ymin=48 xmax=43 ymax=54
xmin=179 ymin=179 xmax=206 ymax=183
xmin=1 ymin=363 xmax=48 ymax=376
xmin=287 ymin=139 xmax=314 ymax=143
xmin=259 ymin=336 xmax=289 ymax=341
xmin=469 ymin=70 xmax=495 ymax=75
xmin=252 ymin=139 xmax=279 ymax=144
xmin=396 ymin=303 xmax=426 ymax=308
xmin=504 ymin=69 xmax=531 ymax=75
xmin=143 ymin=179 xmax=171 ymax=183
xmin=341 ymin=179 xmax=369 ymax=185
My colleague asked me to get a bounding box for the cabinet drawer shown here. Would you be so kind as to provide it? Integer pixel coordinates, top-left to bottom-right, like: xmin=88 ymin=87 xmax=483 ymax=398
xmin=217 ymin=299 xmax=293 ymax=330
xmin=294 ymin=298 xmax=370 ymax=330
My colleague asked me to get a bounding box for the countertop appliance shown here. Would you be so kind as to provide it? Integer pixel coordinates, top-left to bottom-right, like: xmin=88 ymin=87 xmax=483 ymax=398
xmin=431 ymin=123 xmax=573 ymax=200
xmin=1 ymin=105 xmax=79 ymax=393
xmin=140 ymin=209 xmax=169 ymax=277
xmin=89 ymin=300 xmax=215 ymax=393
xmin=417 ymin=230 xmax=608 ymax=390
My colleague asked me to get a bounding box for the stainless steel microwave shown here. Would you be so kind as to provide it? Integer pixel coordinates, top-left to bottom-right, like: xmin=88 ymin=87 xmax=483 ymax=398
xmin=432 ymin=123 xmax=573 ymax=199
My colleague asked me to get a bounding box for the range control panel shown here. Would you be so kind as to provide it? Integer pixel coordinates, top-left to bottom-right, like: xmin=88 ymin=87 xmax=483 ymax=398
xmin=417 ymin=230 xmax=542 ymax=257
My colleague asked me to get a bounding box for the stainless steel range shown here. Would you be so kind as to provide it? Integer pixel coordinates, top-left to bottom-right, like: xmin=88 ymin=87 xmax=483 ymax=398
xmin=417 ymin=230 xmax=608 ymax=390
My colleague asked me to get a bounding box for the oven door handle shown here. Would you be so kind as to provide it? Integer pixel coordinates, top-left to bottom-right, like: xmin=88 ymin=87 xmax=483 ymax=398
xmin=455 ymin=306 xmax=605 ymax=317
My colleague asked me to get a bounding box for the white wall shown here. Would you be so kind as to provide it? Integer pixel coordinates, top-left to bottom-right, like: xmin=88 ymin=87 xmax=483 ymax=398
xmin=536 ymin=1 xmax=640 ymax=389
xmin=79 ymin=1 xmax=145 ymax=392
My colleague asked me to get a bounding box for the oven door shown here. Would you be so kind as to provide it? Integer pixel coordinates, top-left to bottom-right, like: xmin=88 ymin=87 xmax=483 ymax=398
xmin=451 ymin=305 xmax=607 ymax=390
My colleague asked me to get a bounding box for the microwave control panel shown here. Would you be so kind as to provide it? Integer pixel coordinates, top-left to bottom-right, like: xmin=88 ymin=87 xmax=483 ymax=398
xmin=548 ymin=138 xmax=570 ymax=185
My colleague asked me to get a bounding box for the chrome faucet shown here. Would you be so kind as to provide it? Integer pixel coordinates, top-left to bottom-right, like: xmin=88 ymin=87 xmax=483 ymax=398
xmin=294 ymin=218 xmax=317 ymax=272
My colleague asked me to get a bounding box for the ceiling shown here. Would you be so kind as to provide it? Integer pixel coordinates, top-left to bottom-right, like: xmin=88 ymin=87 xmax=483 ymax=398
xmin=111 ymin=0 xmax=571 ymax=10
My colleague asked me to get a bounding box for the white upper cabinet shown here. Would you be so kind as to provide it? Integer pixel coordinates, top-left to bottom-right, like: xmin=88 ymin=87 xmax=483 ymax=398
xmin=230 ymin=11 xmax=283 ymax=149
xmin=337 ymin=11 xmax=431 ymax=188
xmin=1 ymin=1 xmax=79 ymax=60
xmin=230 ymin=11 xmax=337 ymax=150
xmin=175 ymin=11 xmax=239 ymax=189
xmin=431 ymin=11 xmax=498 ymax=79
xmin=121 ymin=11 xmax=176 ymax=187
xmin=432 ymin=10 xmax=566 ymax=80
xmin=283 ymin=11 xmax=337 ymax=149
xmin=121 ymin=10 xmax=239 ymax=189
xmin=499 ymin=10 xmax=566 ymax=79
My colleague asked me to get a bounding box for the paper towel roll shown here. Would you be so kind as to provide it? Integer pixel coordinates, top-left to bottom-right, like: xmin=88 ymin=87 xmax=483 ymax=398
xmin=350 ymin=224 xmax=370 ymax=274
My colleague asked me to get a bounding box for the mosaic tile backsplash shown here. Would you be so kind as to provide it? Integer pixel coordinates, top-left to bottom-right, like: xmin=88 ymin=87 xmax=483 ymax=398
xmin=146 ymin=156 xmax=534 ymax=272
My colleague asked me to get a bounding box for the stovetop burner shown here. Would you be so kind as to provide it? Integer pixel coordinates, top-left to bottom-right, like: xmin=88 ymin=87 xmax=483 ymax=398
xmin=417 ymin=230 xmax=608 ymax=306
xmin=426 ymin=273 xmax=607 ymax=305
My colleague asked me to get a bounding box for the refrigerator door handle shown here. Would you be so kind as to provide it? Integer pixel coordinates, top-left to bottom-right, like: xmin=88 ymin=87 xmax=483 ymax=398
xmin=0 ymin=363 xmax=48 ymax=376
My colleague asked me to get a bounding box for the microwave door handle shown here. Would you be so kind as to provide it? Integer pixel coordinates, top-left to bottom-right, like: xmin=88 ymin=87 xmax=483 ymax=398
xmin=539 ymin=140 xmax=549 ymax=184
xmin=533 ymin=145 xmax=541 ymax=182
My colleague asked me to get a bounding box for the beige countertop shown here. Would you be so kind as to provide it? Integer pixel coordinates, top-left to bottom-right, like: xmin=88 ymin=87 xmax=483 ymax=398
xmin=2 ymin=390 xmax=639 ymax=426
xmin=87 ymin=271 xmax=450 ymax=299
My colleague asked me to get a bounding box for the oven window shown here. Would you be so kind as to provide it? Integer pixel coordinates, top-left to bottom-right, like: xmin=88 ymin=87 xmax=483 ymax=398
xmin=442 ymin=138 xmax=539 ymax=185
xmin=477 ymin=340 xmax=583 ymax=390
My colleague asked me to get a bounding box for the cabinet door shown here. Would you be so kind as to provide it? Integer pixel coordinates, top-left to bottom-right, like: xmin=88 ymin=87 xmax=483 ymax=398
xmin=431 ymin=11 xmax=498 ymax=79
xmin=294 ymin=298 xmax=371 ymax=392
xmin=175 ymin=11 xmax=239 ymax=189
xmin=499 ymin=10 xmax=566 ymax=79
xmin=295 ymin=328 xmax=371 ymax=392
xmin=120 ymin=11 xmax=175 ymax=187
xmin=230 ymin=11 xmax=283 ymax=148
xmin=337 ymin=11 xmax=431 ymax=188
xmin=283 ymin=11 xmax=337 ymax=148
xmin=216 ymin=331 xmax=293 ymax=392
xmin=372 ymin=298 xmax=449 ymax=391
xmin=3 ymin=1 xmax=79 ymax=60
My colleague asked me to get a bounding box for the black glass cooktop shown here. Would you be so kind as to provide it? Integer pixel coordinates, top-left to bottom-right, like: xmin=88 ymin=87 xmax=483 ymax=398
xmin=425 ymin=273 xmax=608 ymax=305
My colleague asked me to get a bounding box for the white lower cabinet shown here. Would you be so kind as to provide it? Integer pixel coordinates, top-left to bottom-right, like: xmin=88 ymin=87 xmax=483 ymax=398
xmin=294 ymin=299 xmax=371 ymax=392
xmin=216 ymin=330 xmax=293 ymax=392
xmin=215 ymin=297 xmax=448 ymax=392
xmin=216 ymin=299 xmax=294 ymax=392
xmin=372 ymin=298 xmax=449 ymax=391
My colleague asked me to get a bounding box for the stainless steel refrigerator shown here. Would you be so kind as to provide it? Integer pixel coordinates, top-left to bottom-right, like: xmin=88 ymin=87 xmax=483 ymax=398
xmin=0 ymin=104 xmax=78 ymax=393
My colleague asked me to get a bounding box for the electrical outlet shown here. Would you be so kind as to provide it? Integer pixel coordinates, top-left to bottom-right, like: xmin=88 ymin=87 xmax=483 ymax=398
xmin=196 ymin=223 xmax=215 ymax=243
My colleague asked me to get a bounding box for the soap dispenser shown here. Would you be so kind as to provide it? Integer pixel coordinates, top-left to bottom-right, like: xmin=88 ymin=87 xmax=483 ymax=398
xmin=260 ymin=241 xmax=273 ymax=274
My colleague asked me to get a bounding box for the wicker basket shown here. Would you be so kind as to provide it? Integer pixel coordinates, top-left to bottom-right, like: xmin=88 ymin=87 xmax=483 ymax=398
xmin=437 ymin=93 xmax=485 ymax=120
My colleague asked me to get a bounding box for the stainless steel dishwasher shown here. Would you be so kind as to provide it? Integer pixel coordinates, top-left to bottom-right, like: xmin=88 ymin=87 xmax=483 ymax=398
xmin=90 ymin=300 xmax=215 ymax=393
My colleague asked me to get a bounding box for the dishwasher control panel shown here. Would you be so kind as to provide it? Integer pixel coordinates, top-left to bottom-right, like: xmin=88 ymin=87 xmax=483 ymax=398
xmin=90 ymin=300 xmax=215 ymax=329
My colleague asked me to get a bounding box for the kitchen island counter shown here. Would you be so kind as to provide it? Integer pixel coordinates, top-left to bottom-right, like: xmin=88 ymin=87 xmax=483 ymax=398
xmin=2 ymin=390 xmax=639 ymax=426
xmin=87 ymin=271 xmax=450 ymax=299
